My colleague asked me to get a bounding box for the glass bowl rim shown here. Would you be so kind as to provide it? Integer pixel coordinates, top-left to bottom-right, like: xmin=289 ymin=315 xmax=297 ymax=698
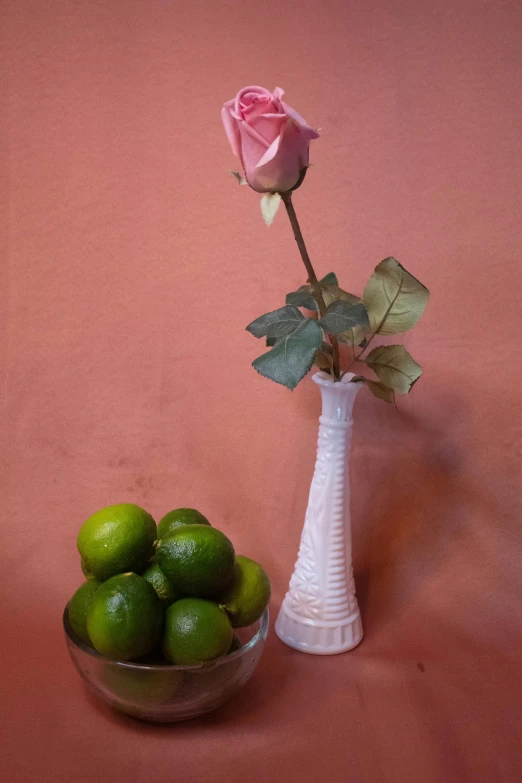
xmin=63 ymin=603 xmax=269 ymax=672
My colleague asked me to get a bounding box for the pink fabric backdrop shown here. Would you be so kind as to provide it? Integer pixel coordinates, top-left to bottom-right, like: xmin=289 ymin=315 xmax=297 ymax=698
xmin=2 ymin=1 xmax=521 ymax=781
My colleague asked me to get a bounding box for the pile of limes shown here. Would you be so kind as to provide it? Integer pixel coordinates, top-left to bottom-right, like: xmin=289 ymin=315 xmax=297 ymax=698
xmin=68 ymin=503 xmax=271 ymax=665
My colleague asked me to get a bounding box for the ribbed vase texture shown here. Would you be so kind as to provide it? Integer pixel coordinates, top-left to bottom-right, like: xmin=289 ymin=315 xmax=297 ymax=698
xmin=275 ymin=372 xmax=363 ymax=654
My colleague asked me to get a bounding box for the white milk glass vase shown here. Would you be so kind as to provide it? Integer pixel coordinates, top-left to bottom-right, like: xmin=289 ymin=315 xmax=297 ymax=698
xmin=275 ymin=371 xmax=363 ymax=655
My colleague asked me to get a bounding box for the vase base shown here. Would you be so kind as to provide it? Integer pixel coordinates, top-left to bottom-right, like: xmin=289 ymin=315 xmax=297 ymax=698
xmin=274 ymin=605 xmax=363 ymax=655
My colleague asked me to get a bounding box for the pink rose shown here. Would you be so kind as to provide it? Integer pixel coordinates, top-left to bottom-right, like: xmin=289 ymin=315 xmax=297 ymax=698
xmin=222 ymin=86 xmax=319 ymax=193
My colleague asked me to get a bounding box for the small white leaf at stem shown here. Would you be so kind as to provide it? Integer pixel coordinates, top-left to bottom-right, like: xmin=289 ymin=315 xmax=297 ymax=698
xmin=260 ymin=193 xmax=282 ymax=226
xmin=228 ymin=170 xmax=247 ymax=185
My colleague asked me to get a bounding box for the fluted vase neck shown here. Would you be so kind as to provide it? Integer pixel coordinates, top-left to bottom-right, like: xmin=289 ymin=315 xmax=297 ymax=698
xmin=313 ymin=371 xmax=360 ymax=424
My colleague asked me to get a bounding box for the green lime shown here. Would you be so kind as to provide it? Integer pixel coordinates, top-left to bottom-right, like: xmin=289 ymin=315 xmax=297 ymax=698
xmin=81 ymin=557 xmax=97 ymax=581
xmin=68 ymin=579 xmax=102 ymax=644
xmin=156 ymin=525 xmax=235 ymax=597
xmin=77 ymin=503 xmax=156 ymax=581
xmin=141 ymin=562 xmax=179 ymax=608
xmin=190 ymin=631 xmax=242 ymax=693
xmin=228 ymin=634 xmax=242 ymax=654
xmin=157 ymin=508 xmax=210 ymax=539
xmin=216 ymin=555 xmax=271 ymax=628
xmin=163 ymin=598 xmax=233 ymax=665
xmin=102 ymin=663 xmax=183 ymax=710
xmin=135 ymin=645 xmax=170 ymax=665
xmin=86 ymin=572 xmax=163 ymax=661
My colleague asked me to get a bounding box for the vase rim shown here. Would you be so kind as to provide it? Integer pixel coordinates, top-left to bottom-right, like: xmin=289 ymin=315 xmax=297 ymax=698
xmin=312 ymin=371 xmax=358 ymax=389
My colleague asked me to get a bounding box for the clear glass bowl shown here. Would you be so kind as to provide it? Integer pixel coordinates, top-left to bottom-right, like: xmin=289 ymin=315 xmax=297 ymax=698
xmin=63 ymin=605 xmax=269 ymax=722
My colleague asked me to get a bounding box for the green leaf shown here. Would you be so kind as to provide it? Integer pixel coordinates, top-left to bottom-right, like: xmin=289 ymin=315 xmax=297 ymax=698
xmin=252 ymin=318 xmax=323 ymax=390
xmin=286 ymin=273 xmax=338 ymax=311
xmin=228 ymin=170 xmax=247 ymax=185
xmin=320 ymin=301 xmax=370 ymax=335
xmin=318 ymin=340 xmax=333 ymax=355
xmin=314 ymin=350 xmax=333 ymax=372
xmin=338 ymin=324 xmax=367 ymax=347
xmin=319 ymin=272 xmax=338 ymax=286
xmin=366 ymin=380 xmax=396 ymax=404
xmin=266 ymin=335 xmax=277 ymax=347
xmin=285 ymin=286 xmax=318 ymax=310
xmin=350 ymin=376 xmax=395 ymax=404
xmin=320 ymin=285 xmax=361 ymax=309
xmin=313 ymin=340 xmax=333 ymax=372
xmin=363 ymin=257 xmax=429 ymax=335
xmin=365 ymin=344 xmax=422 ymax=394
xmin=246 ymin=305 xmax=304 ymax=340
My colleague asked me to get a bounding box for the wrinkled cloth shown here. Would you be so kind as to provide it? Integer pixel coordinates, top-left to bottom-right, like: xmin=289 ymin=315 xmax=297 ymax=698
xmin=2 ymin=1 xmax=521 ymax=782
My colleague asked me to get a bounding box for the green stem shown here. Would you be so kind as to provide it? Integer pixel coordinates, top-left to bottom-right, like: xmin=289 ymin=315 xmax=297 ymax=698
xmin=280 ymin=192 xmax=341 ymax=381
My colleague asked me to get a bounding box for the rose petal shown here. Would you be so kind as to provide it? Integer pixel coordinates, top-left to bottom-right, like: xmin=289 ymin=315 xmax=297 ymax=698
xmin=221 ymin=101 xmax=241 ymax=158
xmin=235 ymin=85 xmax=272 ymax=118
xmin=243 ymin=96 xmax=277 ymax=121
xmin=248 ymin=112 xmax=287 ymax=146
xmin=240 ymin=120 xmax=271 ymax=149
xmin=281 ymin=101 xmax=320 ymax=139
xmin=254 ymin=118 xmax=310 ymax=192
xmin=237 ymin=121 xmax=272 ymax=189
xmin=255 ymin=134 xmax=282 ymax=173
